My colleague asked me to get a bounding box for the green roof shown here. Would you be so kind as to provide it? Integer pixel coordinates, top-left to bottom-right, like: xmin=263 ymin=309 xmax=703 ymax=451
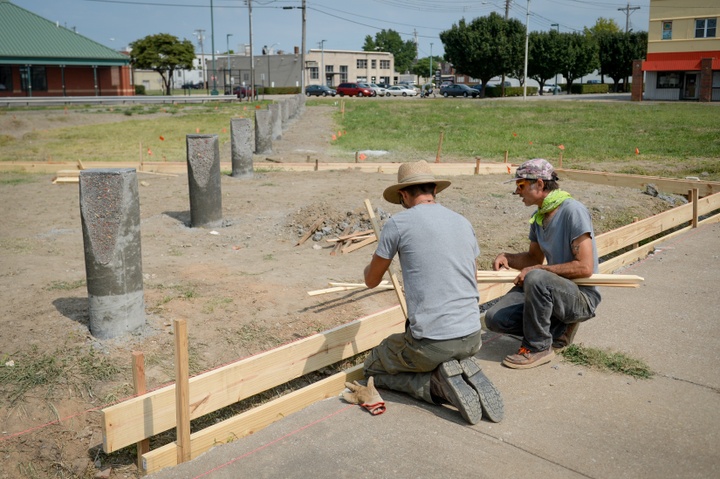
xmin=0 ymin=1 xmax=129 ymax=66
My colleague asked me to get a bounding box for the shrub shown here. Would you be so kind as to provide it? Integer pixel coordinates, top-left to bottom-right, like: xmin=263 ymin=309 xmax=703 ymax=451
xmin=135 ymin=84 xmax=146 ymax=95
xmin=569 ymin=83 xmax=610 ymax=94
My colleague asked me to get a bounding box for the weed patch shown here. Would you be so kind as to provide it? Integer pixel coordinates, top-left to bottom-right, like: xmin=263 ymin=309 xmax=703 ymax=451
xmin=560 ymin=344 xmax=653 ymax=379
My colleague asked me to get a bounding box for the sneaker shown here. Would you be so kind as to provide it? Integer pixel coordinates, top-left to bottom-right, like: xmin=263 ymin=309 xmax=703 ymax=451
xmin=459 ymin=356 xmax=504 ymax=423
xmin=502 ymin=346 xmax=555 ymax=369
xmin=552 ymin=322 xmax=580 ymax=351
xmin=430 ymin=360 xmax=482 ymax=425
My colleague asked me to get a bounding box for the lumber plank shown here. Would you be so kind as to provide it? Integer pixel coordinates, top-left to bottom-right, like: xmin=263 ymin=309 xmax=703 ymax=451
xmin=556 ymin=168 xmax=720 ymax=197
xmin=295 ymin=217 xmax=324 ymax=246
xmin=101 ymin=306 xmax=405 ymax=453
xmin=475 ymin=271 xmax=644 ymax=286
xmin=341 ymin=235 xmax=376 ymax=254
xmin=596 ymin=193 xmax=720 ymax=257
xmin=142 ymin=365 xmax=365 ymax=474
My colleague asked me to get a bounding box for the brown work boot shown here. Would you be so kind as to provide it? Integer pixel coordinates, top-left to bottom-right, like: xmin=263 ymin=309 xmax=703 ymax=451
xmin=502 ymin=346 xmax=555 ymax=369
xmin=553 ymin=322 xmax=580 ymax=351
xmin=430 ymin=360 xmax=482 ymax=425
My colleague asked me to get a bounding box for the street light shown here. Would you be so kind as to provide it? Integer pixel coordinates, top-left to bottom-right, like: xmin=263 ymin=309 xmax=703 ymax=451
xmin=281 ymin=0 xmax=306 ymax=91
xmin=226 ymin=33 xmax=233 ymax=94
xmin=319 ymin=39 xmax=327 ymax=86
xmin=551 ymin=24 xmax=559 ymax=95
xmin=210 ymin=0 xmax=218 ymax=95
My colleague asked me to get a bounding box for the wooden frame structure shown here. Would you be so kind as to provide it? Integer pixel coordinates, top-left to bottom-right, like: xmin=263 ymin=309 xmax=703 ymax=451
xmin=99 ymin=169 xmax=720 ymax=474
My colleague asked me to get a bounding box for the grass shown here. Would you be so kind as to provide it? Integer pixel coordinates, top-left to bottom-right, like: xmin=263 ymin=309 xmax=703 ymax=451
xmin=560 ymin=344 xmax=653 ymax=379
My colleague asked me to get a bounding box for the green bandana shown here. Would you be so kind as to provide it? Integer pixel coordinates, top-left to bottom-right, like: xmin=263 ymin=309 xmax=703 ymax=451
xmin=530 ymin=190 xmax=572 ymax=225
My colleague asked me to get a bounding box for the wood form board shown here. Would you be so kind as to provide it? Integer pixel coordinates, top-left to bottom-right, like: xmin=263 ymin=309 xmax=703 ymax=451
xmin=101 ymin=306 xmax=405 ymax=453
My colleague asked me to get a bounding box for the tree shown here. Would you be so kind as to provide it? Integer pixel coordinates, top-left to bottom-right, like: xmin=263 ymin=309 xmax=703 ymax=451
xmin=527 ymin=30 xmax=565 ymax=94
xmin=363 ymin=29 xmax=416 ymax=74
xmin=439 ymin=13 xmax=525 ymax=97
xmin=559 ymin=32 xmax=599 ymax=93
xmin=130 ymin=33 xmax=196 ymax=95
xmin=584 ymin=18 xmax=622 ymax=82
xmin=410 ymin=56 xmax=443 ymax=81
xmin=598 ymin=31 xmax=648 ymax=92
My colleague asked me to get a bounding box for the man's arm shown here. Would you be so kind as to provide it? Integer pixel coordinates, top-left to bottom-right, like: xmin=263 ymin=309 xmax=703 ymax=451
xmin=493 ymin=241 xmax=545 ymax=271
xmin=364 ymin=254 xmax=393 ymax=288
xmin=514 ymin=233 xmax=594 ymax=285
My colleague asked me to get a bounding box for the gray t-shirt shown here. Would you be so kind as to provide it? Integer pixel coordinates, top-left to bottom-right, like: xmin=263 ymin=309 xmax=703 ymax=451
xmin=376 ymin=203 xmax=481 ymax=340
xmin=529 ymin=198 xmax=602 ymax=310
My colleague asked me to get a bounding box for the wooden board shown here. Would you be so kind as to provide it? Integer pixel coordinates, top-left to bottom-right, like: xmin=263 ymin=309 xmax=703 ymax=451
xmin=101 ymin=305 xmax=405 ymax=453
xmin=142 ymin=364 xmax=364 ymax=474
xmin=556 ymin=168 xmax=720 ymax=197
xmin=476 ymin=271 xmax=644 ymax=286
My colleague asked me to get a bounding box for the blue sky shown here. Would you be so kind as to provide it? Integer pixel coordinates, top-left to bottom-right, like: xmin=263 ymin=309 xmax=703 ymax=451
xmin=16 ymin=0 xmax=651 ymax=58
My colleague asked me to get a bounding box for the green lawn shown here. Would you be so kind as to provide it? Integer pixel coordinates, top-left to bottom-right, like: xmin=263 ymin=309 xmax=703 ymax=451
xmin=1 ymin=98 xmax=719 ymax=181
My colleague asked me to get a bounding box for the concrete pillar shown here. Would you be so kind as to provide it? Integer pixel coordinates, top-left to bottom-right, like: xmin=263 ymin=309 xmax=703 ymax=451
xmin=230 ymin=117 xmax=254 ymax=178
xmin=254 ymin=109 xmax=273 ymax=155
xmin=281 ymin=99 xmax=290 ymax=128
xmin=186 ymin=134 xmax=223 ymax=228
xmin=79 ymin=168 xmax=145 ymax=339
xmin=269 ymin=103 xmax=282 ymax=140
xmin=631 ymin=60 xmax=644 ymax=102
xmin=699 ymin=58 xmax=713 ymax=103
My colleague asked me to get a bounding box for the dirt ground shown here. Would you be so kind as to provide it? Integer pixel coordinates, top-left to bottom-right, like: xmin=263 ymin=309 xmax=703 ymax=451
xmin=0 ymin=103 xmax=677 ymax=478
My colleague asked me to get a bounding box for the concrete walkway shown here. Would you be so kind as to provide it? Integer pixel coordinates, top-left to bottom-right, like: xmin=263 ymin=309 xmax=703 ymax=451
xmin=150 ymin=222 xmax=720 ymax=479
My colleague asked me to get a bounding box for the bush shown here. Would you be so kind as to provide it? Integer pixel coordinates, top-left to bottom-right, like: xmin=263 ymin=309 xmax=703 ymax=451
xmin=134 ymin=85 xmax=146 ymax=95
xmin=484 ymin=85 xmax=538 ymax=97
xmin=569 ymin=83 xmax=610 ymax=94
xmin=262 ymin=86 xmax=301 ymax=95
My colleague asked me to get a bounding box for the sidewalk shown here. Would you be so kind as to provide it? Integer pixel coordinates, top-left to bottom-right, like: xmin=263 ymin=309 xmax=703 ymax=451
xmin=150 ymin=222 xmax=720 ymax=479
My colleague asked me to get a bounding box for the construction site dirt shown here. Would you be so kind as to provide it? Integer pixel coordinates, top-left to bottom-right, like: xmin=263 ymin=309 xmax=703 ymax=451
xmin=0 ymin=105 xmax=680 ymax=478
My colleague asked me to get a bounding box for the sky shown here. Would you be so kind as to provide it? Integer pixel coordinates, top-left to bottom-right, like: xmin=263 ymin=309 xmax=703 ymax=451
xmin=15 ymin=0 xmax=651 ymax=58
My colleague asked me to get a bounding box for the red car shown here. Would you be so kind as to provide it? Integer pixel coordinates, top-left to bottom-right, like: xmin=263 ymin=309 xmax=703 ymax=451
xmin=336 ymin=82 xmax=374 ymax=97
xmin=233 ymin=85 xmax=254 ymax=99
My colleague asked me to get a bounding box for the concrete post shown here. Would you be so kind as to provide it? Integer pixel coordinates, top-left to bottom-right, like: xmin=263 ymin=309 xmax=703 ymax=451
xmin=230 ymin=117 xmax=254 ymax=178
xmin=268 ymin=103 xmax=282 ymax=140
xmin=186 ymin=134 xmax=223 ymax=228
xmin=281 ymin=99 xmax=290 ymax=128
xmin=79 ymin=168 xmax=145 ymax=339
xmin=254 ymin=109 xmax=272 ymax=155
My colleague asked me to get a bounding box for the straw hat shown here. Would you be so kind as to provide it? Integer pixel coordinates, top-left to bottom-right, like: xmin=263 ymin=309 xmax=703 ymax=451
xmin=383 ymin=160 xmax=451 ymax=204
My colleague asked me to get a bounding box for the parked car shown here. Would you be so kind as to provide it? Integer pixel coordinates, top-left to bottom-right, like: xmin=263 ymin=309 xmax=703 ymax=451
xmin=368 ymin=83 xmax=387 ymax=96
xmin=233 ymin=85 xmax=254 ymax=98
xmin=586 ymin=79 xmax=601 ymax=84
xmin=385 ymin=85 xmax=418 ymax=97
xmin=181 ymin=82 xmax=203 ymax=90
xmin=542 ymin=84 xmax=561 ymax=94
xmin=336 ymin=82 xmax=374 ymax=97
xmin=357 ymin=83 xmax=378 ymax=97
xmin=440 ymin=83 xmax=479 ymax=98
xmin=376 ymin=82 xmax=390 ymax=89
xmin=305 ymin=85 xmax=336 ymax=97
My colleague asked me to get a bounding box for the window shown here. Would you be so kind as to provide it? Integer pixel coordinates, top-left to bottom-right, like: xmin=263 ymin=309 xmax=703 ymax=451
xmin=309 ymin=66 xmax=319 ymax=80
xmin=695 ymin=18 xmax=717 ymax=38
xmin=20 ymin=66 xmax=47 ymax=92
xmin=657 ymin=72 xmax=681 ymax=89
xmin=0 ymin=66 xmax=12 ymax=92
xmin=371 ymin=59 xmax=376 ymax=69
xmin=356 ymin=59 xmax=367 ymax=69
xmin=662 ymin=21 xmax=672 ymax=40
xmin=325 ymin=65 xmax=333 ymax=74
xmin=380 ymin=60 xmax=390 ymax=70
xmin=340 ymin=65 xmax=348 ymax=83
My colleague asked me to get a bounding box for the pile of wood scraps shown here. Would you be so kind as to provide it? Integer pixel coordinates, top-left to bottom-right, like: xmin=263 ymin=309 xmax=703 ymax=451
xmin=308 ymin=280 xmax=393 ymax=296
xmin=327 ymin=229 xmax=376 ymax=254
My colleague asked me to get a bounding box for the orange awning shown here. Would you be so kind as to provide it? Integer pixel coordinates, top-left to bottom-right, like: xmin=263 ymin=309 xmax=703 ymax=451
xmin=643 ymin=51 xmax=720 ymax=71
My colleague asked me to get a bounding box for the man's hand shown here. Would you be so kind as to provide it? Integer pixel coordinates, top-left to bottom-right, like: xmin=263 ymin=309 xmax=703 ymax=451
xmin=343 ymin=376 xmax=386 ymax=415
xmin=493 ymin=253 xmax=510 ymax=271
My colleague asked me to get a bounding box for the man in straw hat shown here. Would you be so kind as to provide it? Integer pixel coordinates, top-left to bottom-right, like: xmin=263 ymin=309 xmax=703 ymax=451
xmin=485 ymin=158 xmax=601 ymax=369
xmin=361 ymin=160 xmax=503 ymax=424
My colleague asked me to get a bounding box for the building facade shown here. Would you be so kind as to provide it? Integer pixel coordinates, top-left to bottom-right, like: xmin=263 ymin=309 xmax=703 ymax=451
xmin=0 ymin=1 xmax=133 ymax=97
xmin=304 ymin=49 xmax=395 ymax=87
xmin=643 ymin=0 xmax=719 ymax=101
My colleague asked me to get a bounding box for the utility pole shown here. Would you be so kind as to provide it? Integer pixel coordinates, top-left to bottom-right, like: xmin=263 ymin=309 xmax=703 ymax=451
xmin=247 ymin=0 xmax=255 ymax=100
xmin=226 ymin=33 xmax=233 ymax=93
xmin=194 ymin=29 xmax=206 ymax=90
xmin=618 ymin=2 xmax=640 ymax=92
xmin=281 ymin=0 xmax=306 ymax=91
xmin=319 ymin=40 xmax=327 ymax=86
xmin=551 ymin=23 xmax=559 ymax=95
xmin=210 ymin=0 xmax=218 ymax=95
xmin=523 ymin=0 xmax=530 ymax=100
xmin=618 ymin=2 xmax=640 ymax=33
xmin=501 ymin=0 xmax=512 ymax=96
xmin=413 ymin=29 xmax=418 ymax=64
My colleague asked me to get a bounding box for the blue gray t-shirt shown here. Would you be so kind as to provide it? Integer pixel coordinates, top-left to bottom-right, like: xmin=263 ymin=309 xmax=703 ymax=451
xmin=376 ymin=203 xmax=481 ymax=340
xmin=529 ymin=198 xmax=602 ymax=309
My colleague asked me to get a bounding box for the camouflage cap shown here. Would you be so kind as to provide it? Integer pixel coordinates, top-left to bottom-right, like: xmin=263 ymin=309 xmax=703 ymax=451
xmin=504 ymin=158 xmax=557 ymax=183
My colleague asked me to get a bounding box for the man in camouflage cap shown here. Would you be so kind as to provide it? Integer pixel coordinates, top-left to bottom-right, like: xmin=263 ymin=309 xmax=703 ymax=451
xmin=486 ymin=159 xmax=602 ymax=369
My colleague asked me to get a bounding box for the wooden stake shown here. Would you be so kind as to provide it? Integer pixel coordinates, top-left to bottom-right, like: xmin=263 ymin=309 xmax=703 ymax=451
xmin=314 ymin=159 xmax=318 ymax=171
xmin=355 ymin=151 xmax=359 ymax=163
xmin=691 ymin=188 xmax=699 ymax=228
xmin=504 ymin=150 xmax=509 ymax=163
xmin=132 ymin=352 xmax=149 ymax=473
xmin=296 ymin=217 xmax=325 ymax=246
xmin=173 ymin=319 xmax=190 ymax=465
xmin=364 ymin=199 xmax=408 ymax=318
xmin=559 ymin=150 xmax=563 ymax=168
xmin=474 ymin=158 xmax=481 ymax=175
xmin=435 ymin=130 xmax=444 ymax=163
